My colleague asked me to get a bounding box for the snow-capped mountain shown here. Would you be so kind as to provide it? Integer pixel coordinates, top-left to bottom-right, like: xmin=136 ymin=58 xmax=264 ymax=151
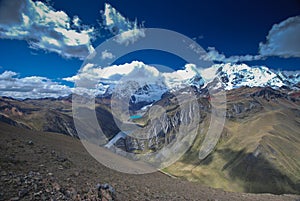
xmin=95 ymin=61 xmax=205 ymax=105
xmin=163 ymin=64 xmax=205 ymax=89
xmin=209 ymin=63 xmax=286 ymax=90
xmin=276 ymin=70 xmax=300 ymax=86
xmin=112 ymin=81 xmax=167 ymax=105
xmin=72 ymin=61 xmax=299 ymax=105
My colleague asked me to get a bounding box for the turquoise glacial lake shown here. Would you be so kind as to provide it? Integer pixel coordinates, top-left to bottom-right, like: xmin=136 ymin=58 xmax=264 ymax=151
xmin=130 ymin=115 xmax=142 ymax=119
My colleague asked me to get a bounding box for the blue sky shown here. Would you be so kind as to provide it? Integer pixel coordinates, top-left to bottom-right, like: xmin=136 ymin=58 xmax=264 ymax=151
xmin=0 ymin=0 xmax=299 ymax=98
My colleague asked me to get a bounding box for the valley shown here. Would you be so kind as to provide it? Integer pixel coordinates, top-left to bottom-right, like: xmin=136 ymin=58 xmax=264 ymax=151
xmin=0 ymin=63 xmax=300 ymax=199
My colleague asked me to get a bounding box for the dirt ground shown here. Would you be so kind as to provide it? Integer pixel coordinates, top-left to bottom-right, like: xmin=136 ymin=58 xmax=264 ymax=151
xmin=0 ymin=122 xmax=299 ymax=201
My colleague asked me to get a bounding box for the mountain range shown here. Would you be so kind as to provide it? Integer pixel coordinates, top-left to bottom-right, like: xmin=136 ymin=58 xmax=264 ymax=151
xmin=0 ymin=62 xmax=300 ymax=195
xmin=69 ymin=61 xmax=299 ymax=112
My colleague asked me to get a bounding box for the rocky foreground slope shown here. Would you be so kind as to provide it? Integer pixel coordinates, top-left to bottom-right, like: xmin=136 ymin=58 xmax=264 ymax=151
xmin=1 ymin=122 xmax=300 ymax=201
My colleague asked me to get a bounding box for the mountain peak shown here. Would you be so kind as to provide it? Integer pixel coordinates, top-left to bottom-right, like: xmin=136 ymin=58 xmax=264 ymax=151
xmin=212 ymin=63 xmax=286 ymax=90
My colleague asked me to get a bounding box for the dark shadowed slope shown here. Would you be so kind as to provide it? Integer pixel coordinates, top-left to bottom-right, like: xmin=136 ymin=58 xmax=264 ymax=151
xmin=165 ymin=87 xmax=300 ymax=194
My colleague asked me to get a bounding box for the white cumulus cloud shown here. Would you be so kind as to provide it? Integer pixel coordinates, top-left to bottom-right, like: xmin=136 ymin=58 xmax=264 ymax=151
xmin=202 ymin=47 xmax=262 ymax=63
xmin=0 ymin=0 xmax=96 ymax=59
xmin=101 ymin=50 xmax=115 ymax=60
xmin=64 ymin=61 xmax=205 ymax=91
xmin=64 ymin=61 xmax=160 ymax=84
xmin=102 ymin=3 xmax=145 ymax=45
xmin=0 ymin=71 xmax=72 ymax=99
xmin=202 ymin=16 xmax=300 ymax=63
xmin=259 ymin=16 xmax=300 ymax=58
